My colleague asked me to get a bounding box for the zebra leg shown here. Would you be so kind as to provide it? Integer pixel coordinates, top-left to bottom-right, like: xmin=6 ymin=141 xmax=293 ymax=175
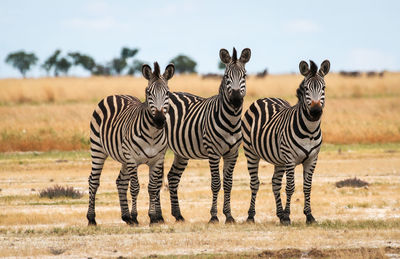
xmin=128 ymin=163 xmax=139 ymax=225
xmin=245 ymin=151 xmax=260 ymax=223
xmin=272 ymin=166 xmax=288 ymax=225
xmin=222 ymin=151 xmax=238 ymax=224
xmin=282 ymin=165 xmax=296 ymax=225
xmin=167 ymin=155 xmax=188 ymax=222
xmin=87 ymin=151 xmax=108 ymax=226
xmin=303 ymin=157 xmax=318 ymax=224
xmin=116 ymin=164 xmax=135 ymax=225
xmin=208 ymin=154 xmax=221 ymax=223
xmin=148 ymin=159 xmax=165 ymax=224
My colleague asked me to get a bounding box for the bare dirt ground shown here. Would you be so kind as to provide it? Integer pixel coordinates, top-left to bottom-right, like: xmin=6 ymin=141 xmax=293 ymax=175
xmin=1 ymin=146 xmax=400 ymax=258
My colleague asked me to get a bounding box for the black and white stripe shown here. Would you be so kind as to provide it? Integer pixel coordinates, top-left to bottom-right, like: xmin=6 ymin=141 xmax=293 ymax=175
xmin=86 ymin=62 xmax=175 ymax=225
xmin=242 ymin=60 xmax=330 ymax=225
xmin=166 ymin=48 xmax=251 ymax=223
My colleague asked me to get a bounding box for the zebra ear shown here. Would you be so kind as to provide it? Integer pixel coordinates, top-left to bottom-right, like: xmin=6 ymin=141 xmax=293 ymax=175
xmin=163 ymin=63 xmax=175 ymax=80
xmin=299 ymin=61 xmax=309 ymax=76
xmin=319 ymin=60 xmax=330 ymax=76
xmin=220 ymin=48 xmax=231 ymax=64
xmin=239 ymin=48 xmax=251 ymax=64
xmin=142 ymin=64 xmax=152 ymax=80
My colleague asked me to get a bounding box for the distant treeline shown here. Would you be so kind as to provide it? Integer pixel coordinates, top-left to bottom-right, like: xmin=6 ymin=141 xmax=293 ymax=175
xmin=339 ymin=70 xmax=385 ymax=77
xmin=4 ymin=47 xmax=198 ymax=78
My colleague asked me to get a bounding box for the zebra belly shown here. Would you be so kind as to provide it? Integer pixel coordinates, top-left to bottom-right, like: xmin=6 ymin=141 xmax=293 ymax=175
xmin=125 ymin=136 xmax=168 ymax=165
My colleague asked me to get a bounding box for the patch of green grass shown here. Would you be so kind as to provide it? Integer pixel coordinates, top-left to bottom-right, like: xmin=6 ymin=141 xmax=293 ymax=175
xmin=0 ymin=150 xmax=90 ymax=161
xmin=321 ymin=142 xmax=400 ymax=153
xmin=2 ymin=219 xmax=399 ymax=238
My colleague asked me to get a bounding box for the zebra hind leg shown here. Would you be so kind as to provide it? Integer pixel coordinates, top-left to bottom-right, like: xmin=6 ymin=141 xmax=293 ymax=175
xmin=167 ymin=155 xmax=188 ymax=222
xmin=87 ymin=151 xmax=107 ymax=226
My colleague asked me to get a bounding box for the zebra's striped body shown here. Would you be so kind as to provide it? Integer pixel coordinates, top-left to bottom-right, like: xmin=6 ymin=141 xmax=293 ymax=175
xmin=166 ymin=48 xmax=251 ymax=223
xmin=87 ymin=62 xmax=175 ymax=225
xmin=242 ymin=60 xmax=330 ymax=225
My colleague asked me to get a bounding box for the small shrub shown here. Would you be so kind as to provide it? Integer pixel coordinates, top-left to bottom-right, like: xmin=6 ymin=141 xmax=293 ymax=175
xmin=335 ymin=177 xmax=369 ymax=188
xmin=39 ymin=185 xmax=83 ymax=199
xmin=49 ymin=247 xmax=66 ymax=255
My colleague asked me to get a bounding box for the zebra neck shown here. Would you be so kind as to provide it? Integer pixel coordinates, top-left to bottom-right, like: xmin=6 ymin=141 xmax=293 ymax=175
xmin=218 ymin=90 xmax=242 ymax=124
xmin=296 ymin=103 xmax=321 ymax=134
xmin=139 ymin=105 xmax=163 ymax=135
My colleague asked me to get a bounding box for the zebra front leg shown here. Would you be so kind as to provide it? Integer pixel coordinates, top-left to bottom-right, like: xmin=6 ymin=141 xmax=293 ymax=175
xmin=128 ymin=163 xmax=139 ymax=225
xmin=148 ymin=159 xmax=165 ymax=224
xmin=222 ymin=151 xmax=239 ymax=224
xmin=87 ymin=151 xmax=107 ymax=226
xmin=116 ymin=164 xmax=135 ymax=225
xmin=272 ymin=166 xmax=288 ymax=225
xmin=245 ymin=152 xmax=260 ymax=223
xmin=303 ymin=156 xmax=318 ymax=224
xmin=208 ymin=154 xmax=221 ymax=223
xmin=167 ymin=155 xmax=188 ymax=222
xmin=282 ymin=165 xmax=296 ymax=225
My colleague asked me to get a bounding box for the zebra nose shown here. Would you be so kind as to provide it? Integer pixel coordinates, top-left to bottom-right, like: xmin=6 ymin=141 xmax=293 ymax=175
xmin=230 ymin=89 xmax=243 ymax=109
xmin=153 ymin=110 xmax=166 ymax=129
xmin=311 ymin=100 xmax=321 ymax=108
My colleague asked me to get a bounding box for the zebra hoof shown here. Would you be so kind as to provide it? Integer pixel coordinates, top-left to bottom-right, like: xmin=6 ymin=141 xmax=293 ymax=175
xmin=131 ymin=215 xmax=139 ymax=225
xmin=149 ymin=215 xmax=164 ymax=225
xmin=157 ymin=216 xmax=165 ymax=223
xmin=208 ymin=216 xmax=219 ymax=224
xmin=306 ymin=214 xmax=316 ymax=225
xmin=88 ymin=219 xmax=97 ymax=226
xmin=279 ymin=216 xmax=291 ymax=226
xmin=225 ymin=216 xmax=236 ymax=224
xmin=175 ymin=215 xmax=185 ymax=222
xmin=87 ymin=214 xmax=97 ymax=226
xmin=122 ymin=215 xmax=136 ymax=225
xmin=246 ymin=217 xmax=255 ymax=223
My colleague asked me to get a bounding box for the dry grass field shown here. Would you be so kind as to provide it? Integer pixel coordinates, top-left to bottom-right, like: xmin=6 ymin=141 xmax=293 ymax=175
xmin=1 ymin=74 xmax=400 ymax=258
xmin=1 ymin=73 xmax=400 ymax=151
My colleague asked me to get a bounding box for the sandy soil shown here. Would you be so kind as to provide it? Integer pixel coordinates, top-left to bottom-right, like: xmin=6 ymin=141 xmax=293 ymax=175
xmin=0 ymin=148 xmax=400 ymax=257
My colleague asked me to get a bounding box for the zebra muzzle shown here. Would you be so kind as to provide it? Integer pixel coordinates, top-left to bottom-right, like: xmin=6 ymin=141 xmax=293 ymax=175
xmin=310 ymin=101 xmax=323 ymax=120
xmin=230 ymin=90 xmax=243 ymax=109
xmin=153 ymin=110 xmax=166 ymax=129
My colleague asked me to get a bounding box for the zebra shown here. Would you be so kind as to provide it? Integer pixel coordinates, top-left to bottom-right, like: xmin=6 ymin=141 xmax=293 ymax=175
xmin=242 ymin=60 xmax=330 ymax=225
xmin=166 ymin=47 xmax=251 ymax=223
xmin=86 ymin=62 xmax=175 ymax=225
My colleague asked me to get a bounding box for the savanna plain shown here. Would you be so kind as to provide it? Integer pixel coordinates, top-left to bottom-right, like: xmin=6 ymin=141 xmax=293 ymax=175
xmin=0 ymin=73 xmax=400 ymax=258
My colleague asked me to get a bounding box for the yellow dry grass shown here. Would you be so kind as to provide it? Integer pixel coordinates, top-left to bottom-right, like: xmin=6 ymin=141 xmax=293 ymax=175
xmin=0 ymin=148 xmax=399 ymax=257
xmin=0 ymin=73 xmax=400 ymax=151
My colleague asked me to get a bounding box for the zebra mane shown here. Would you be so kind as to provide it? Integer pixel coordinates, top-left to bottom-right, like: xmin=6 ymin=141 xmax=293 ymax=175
xmin=232 ymin=47 xmax=237 ymax=62
xmin=153 ymin=62 xmax=161 ymax=78
xmin=296 ymin=80 xmax=305 ymax=102
xmin=310 ymin=60 xmax=318 ymax=77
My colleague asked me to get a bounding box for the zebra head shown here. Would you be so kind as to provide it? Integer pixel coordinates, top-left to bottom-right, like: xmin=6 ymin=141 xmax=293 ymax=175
xmin=298 ymin=60 xmax=330 ymax=121
xmin=142 ymin=62 xmax=175 ymax=129
xmin=219 ymin=47 xmax=251 ymax=110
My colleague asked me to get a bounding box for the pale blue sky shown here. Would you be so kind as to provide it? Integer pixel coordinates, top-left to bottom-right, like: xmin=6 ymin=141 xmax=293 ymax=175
xmin=0 ymin=0 xmax=399 ymax=78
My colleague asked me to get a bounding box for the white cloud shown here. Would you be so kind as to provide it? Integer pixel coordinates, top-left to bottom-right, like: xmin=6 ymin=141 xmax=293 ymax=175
xmin=346 ymin=48 xmax=397 ymax=71
xmin=284 ymin=19 xmax=321 ymax=33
